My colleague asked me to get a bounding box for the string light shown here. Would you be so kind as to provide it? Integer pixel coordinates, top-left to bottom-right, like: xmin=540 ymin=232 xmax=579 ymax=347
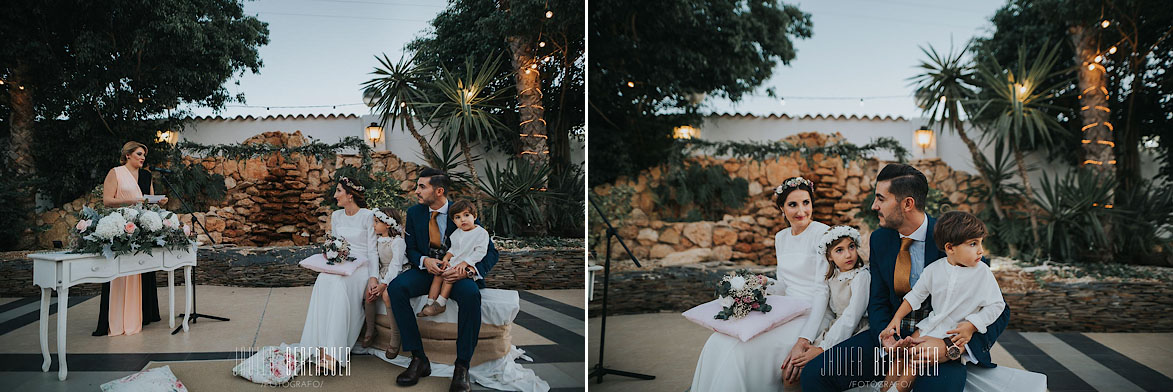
xmin=1088 ymin=63 xmax=1096 ymax=71
xmin=545 ymin=10 xmax=553 ymax=18
xmin=530 ymin=63 xmax=538 ymax=69
xmin=626 ymin=81 xmax=634 ymax=88
xmin=539 ymin=41 xmax=546 ymax=48
xmin=0 ymin=80 xmax=4 ymax=85
xmin=939 ymin=95 xmax=946 ymax=104
xmin=1109 ymin=46 xmax=1117 ymax=54
xmin=1101 ymin=20 xmax=1110 ymax=28
xmin=19 ymin=86 xmax=25 ymax=90
xmin=1094 ymin=55 xmax=1104 ymax=63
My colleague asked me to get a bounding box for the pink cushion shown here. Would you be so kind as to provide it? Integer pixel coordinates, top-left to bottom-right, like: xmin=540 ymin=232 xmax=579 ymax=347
xmin=682 ymin=295 xmax=811 ymax=342
xmin=298 ymin=253 xmax=368 ymax=276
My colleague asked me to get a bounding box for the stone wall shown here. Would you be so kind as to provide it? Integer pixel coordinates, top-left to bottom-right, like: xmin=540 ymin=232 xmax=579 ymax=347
xmin=33 ymin=131 xmax=420 ymax=249
xmin=0 ymin=245 xmax=585 ymax=297
xmin=591 ymin=132 xmax=988 ymax=267
xmin=586 ymin=265 xmax=1173 ymax=332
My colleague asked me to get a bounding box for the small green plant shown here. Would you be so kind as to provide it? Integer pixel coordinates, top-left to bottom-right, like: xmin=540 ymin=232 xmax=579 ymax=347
xmin=366 ymin=172 xmax=411 ymax=212
xmin=588 ymin=185 xmax=636 ymax=254
xmin=654 ymin=163 xmax=749 ymax=221
xmin=1031 ymin=168 xmax=1120 ymax=263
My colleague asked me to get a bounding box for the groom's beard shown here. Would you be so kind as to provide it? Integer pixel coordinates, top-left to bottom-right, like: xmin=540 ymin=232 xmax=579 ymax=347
xmin=879 ymin=209 xmax=904 ymax=230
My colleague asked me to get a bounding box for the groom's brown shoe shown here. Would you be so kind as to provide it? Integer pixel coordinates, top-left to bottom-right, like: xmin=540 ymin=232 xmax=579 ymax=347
xmin=450 ymin=362 xmax=472 ymax=392
xmin=396 ymin=355 xmax=431 ymax=386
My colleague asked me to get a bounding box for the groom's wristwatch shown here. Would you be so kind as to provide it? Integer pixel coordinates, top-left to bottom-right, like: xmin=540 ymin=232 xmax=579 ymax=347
xmin=944 ymin=337 xmax=962 ymax=361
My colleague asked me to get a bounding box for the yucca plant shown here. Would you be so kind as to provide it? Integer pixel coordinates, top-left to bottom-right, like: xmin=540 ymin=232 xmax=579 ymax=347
xmin=420 ymin=130 xmax=479 ymax=196
xmin=424 ymin=55 xmax=510 ymax=189
xmin=361 ymin=52 xmax=438 ymax=168
xmin=1032 ymin=168 xmax=1121 ymax=263
xmin=910 ymin=42 xmax=1010 ymax=224
xmin=475 ymin=159 xmax=559 ymax=236
xmin=972 ymin=42 xmax=1072 ymax=253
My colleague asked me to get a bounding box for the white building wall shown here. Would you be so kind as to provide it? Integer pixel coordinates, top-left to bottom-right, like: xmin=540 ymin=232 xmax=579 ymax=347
xmin=180 ymin=113 xmax=585 ymax=177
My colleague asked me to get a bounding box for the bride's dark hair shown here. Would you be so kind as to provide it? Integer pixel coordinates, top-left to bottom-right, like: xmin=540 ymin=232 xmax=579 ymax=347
xmin=338 ymin=179 xmax=368 ymax=208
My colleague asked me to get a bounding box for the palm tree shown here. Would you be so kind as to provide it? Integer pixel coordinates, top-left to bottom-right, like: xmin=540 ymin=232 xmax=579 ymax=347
xmin=424 ymin=55 xmax=510 ymax=189
xmin=361 ymin=52 xmax=440 ymax=168
xmin=909 ymin=42 xmax=1011 ymax=224
xmin=972 ymin=42 xmax=1072 ymax=257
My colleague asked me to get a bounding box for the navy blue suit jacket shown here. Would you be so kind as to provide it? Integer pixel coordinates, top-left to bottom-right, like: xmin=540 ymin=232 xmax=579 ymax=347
xmin=404 ymin=200 xmax=499 ymax=289
xmin=867 ymin=215 xmax=1010 ymax=368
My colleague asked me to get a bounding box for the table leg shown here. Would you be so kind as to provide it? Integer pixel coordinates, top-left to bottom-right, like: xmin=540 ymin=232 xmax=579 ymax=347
xmin=168 ymin=270 xmax=175 ymax=329
xmin=57 ymin=285 xmax=69 ymax=381
xmin=40 ymin=287 xmax=51 ymax=372
xmin=183 ymin=266 xmax=192 ymax=332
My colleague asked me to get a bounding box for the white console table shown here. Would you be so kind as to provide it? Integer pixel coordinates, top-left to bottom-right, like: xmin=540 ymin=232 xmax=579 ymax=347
xmin=29 ymin=244 xmax=198 ymax=380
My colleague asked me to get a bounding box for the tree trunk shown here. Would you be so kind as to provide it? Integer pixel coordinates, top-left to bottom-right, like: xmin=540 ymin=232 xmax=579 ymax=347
xmin=459 ymin=134 xmax=481 ymax=190
xmin=953 ymin=119 xmax=1017 ymax=257
xmin=404 ymin=115 xmax=440 ymax=168
xmin=1068 ymin=26 xmax=1116 ymax=177
xmin=7 ymin=63 xmax=38 ymax=249
xmin=1069 ymin=24 xmax=1115 ymax=260
xmin=506 ymin=36 xmax=549 ymax=170
xmin=1014 ymin=147 xmax=1042 ymax=260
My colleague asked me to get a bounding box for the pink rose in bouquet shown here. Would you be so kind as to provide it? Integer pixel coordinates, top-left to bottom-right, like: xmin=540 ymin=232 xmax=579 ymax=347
xmin=124 ymin=222 xmax=137 ymax=234
xmin=76 ymin=219 xmax=91 ymax=232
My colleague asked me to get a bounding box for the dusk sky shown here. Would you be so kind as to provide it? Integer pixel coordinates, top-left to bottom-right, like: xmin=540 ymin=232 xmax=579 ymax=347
xmin=186 ymin=0 xmax=1006 ymax=120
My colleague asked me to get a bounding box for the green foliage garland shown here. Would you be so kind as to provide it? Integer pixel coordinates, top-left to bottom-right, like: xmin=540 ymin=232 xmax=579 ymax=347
xmin=668 ymin=137 xmax=909 ymax=167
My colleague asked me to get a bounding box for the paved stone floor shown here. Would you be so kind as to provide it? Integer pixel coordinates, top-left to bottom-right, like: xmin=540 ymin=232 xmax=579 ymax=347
xmin=0 ymin=286 xmax=585 ymax=391
xmin=588 ymin=313 xmax=1173 ymax=392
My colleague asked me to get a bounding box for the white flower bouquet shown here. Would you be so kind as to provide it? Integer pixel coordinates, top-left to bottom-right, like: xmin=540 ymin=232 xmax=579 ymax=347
xmin=320 ymin=233 xmax=356 ymax=265
xmin=714 ymin=270 xmax=774 ymax=320
xmin=72 ymin=203 xmax=195 ymax=260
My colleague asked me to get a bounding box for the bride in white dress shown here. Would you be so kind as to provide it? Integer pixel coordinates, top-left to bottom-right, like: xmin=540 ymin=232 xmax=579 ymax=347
xmin=299 ymin=178 xmax=381 ymax=364
xmin=691 ymin=177 xmax=831 ymax=391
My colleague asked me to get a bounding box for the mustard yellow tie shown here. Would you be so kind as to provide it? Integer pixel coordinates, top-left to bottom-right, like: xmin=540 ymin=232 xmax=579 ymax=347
xmin=894 ymin=237 xmax=914 ymax=294
xmin=428 ymin=211 xmax=443 ymax=249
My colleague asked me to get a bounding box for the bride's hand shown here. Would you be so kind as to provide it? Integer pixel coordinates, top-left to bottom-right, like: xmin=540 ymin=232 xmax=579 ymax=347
xmin=782 ymin=338 xmax=810 ymax=371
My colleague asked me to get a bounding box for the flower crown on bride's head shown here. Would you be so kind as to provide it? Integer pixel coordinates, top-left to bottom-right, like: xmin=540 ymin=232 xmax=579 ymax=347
xmin=774 ymin=176 xmax=814 ymax=195
xmin=815 ymin=225 xmax=861 ymax=258
xmin=372 ymin=210 xmax=401 ymax=232
xmin=338 ymin=176 xmax=366 ymax=193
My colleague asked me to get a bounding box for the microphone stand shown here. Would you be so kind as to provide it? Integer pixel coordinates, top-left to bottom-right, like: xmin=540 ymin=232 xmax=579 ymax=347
xmin=152 ymin=168 xmax=231 ymax=335
xmin=588 ymin=197 xmax=655 ymax=384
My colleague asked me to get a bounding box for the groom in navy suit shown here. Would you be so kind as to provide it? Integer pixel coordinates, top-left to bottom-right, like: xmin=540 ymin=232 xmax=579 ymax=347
xmin=387 ymin=167 xmax=499 ymax=392
xmin=802 ymin=164 xmax=1010 ymax=391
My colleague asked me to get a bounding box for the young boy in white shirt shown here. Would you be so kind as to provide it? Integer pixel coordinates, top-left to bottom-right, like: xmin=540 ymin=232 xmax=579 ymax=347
xmin=417 ymin=200 xmax=489 ymax=317
xmin=879 ymin=210 xmax=1006 ymax=392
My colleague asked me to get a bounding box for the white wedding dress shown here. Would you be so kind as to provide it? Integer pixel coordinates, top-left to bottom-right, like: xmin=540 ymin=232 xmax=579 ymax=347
xmin=691 ymin=221 xmax=831 ymax=392
xmin=298 ymin=208 xmax=380 ymax=352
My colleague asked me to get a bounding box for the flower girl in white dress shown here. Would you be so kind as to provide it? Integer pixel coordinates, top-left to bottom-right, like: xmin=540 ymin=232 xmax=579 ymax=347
xmin=362 ymin=207 xmax=408 ymax=358
xmin=810 ymin=226 xmax=871 ymax=357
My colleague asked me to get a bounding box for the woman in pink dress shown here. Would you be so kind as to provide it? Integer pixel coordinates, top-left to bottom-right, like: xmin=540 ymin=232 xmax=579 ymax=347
xmin=96 ymin=141 xmax=168 ymax=336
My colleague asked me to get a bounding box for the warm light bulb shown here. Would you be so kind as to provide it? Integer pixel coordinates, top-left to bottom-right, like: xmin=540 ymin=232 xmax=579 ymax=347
xmin=1094 ymin=55 xmax=1103 ymax=63
xmin=400 ymin=102 xmax=406 ymax=108
xmin=1109 ymin=46 xmax=1117 ymax=54
xmin=138 ymin=98 xmax=144 ymax=103
xmin=0 ymin=80 xmax=5 ymax=85
xmin=1101 ymin=20 xmax=1110 ymax=28
xmin=530 ymin=63 xmax=538 ymax=69
xmin=626 ymin=81 xmax=635 ymax=88
xmin=18 ymin=86 xmax=24 ymax=90
xmin=539 ymin=41 xmax=546 ymax=48
xmin=1088 ymin=63 xmax=1096 ymax=71
xmin=939 ymin=95 xmax=946 ymax=104
xmin=545 ymin=10 xmax=553 ymax=18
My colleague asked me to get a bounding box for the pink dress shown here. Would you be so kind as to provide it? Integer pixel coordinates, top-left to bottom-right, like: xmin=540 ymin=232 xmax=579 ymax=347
xmin=109 ymin=166 xmax=143 ymax=336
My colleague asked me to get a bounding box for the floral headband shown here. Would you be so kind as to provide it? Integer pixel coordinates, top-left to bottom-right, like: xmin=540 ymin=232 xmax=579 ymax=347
xmin=815 ymin=225 xmax=861 ymax=258
xmin=774 ymin=176 xmax=814 ymax=195
xmin=338 ymin=176 xmax=365 ymax=193
xmin=372 ymin=210 xmax=401 ymax=232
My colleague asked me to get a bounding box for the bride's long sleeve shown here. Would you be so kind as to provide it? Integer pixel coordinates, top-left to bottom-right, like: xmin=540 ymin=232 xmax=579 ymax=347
xmin=365 ymin=211 xmax=379 ymax=279
xmin=798 ymin=272 xmax=830 ymax=342
xmin=818 ymin=271 xmax=871 ymax=351
xmin=769 ymin=232 xmax=789 ymax=296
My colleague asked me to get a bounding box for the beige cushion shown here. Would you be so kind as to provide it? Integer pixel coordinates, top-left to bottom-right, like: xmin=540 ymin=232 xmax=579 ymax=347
xmin=366 ymin=313 xmax=513 ymax=366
